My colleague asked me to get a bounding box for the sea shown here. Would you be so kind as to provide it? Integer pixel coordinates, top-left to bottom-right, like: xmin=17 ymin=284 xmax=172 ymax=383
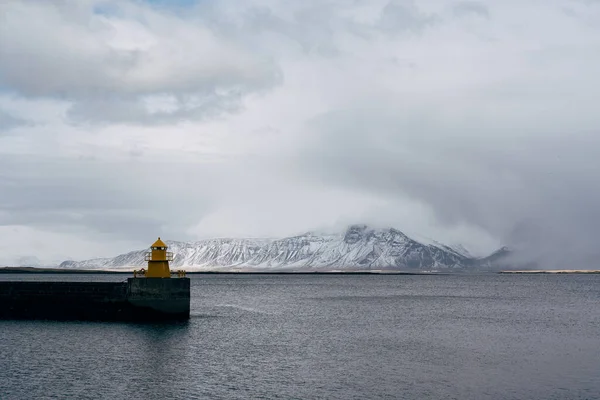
xmin=1 ymin=273 xmax=599 ymax=400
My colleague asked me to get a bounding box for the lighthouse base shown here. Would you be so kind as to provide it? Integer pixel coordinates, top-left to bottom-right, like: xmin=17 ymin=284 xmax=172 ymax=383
xmin=127 ymin=277 xmax=190 ymax=318
xmin=0 ymin=278 xmax=190 ymax=321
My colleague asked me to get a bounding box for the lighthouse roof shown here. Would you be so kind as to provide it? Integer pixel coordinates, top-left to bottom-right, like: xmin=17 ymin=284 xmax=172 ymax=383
xmin=151 ymin=237 xmax=167 ymax=248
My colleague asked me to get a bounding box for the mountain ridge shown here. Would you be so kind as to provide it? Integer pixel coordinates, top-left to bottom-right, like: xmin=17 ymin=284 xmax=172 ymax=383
xmin=58 ymin=224 xmax=509 ymax=271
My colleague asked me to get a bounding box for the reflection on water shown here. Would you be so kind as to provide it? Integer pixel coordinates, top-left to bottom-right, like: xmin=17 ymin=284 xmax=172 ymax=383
xmin=2 ymin=273 xmax=600 ymax=399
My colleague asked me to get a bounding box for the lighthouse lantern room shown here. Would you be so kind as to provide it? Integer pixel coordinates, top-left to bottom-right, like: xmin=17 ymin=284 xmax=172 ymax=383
xmin=144 ymin=237 xmax=174 ymax=278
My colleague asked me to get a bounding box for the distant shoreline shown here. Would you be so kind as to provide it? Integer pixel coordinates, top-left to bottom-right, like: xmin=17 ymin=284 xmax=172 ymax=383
xmin=0 ymin=266 xmax=445 ymax=275
xmin=499 ymin=270 xmax=600 ymax=274
xmin=3 ymin=267 xmax=598 ymax=275
xmin=0 ymin=267 xmax=133 ymax=274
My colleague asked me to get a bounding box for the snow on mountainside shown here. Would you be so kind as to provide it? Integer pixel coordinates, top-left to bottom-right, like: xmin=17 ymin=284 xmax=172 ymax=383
xmin=59 ymin=224 xmax=506 ymax=271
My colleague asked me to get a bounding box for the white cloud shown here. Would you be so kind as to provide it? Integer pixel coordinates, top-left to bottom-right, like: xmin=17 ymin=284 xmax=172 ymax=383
xmin=0 ymin=225 xmax=146 ymax=266
xmin=0 ymin=0 xmax=281 ymax=123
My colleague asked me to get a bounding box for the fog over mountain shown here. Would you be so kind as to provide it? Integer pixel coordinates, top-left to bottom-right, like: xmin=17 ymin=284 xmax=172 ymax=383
xmin=59 ymin=224 xmax=511 ymax=271
xmin=1 ymin=1 xmax=600 ymax=269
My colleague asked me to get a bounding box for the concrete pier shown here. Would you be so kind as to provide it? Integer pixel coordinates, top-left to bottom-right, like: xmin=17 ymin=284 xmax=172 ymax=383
xmin=0 ymin=278 xmax=190 ymax=321
xmin=127 ymin=277 xmax=190 ymax=319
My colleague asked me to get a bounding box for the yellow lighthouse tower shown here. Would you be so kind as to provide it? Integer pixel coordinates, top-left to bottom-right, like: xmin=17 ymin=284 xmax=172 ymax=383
xmin=144 ymin=237 xmax=173 ymax=278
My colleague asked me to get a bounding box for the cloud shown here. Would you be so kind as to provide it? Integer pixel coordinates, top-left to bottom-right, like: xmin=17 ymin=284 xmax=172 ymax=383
xmin=293 ymin=108 xmax=600 ymax=267
xmin=0 ymin=109 xmax=30 ymax=132
xmin=0 ymin=154 xmax=222 ymax=240
xmin=1 ymin=0 xmax=600 ymax=267
xmin=453 ymin=2 xmax=489 ymax=19
xmin=377 ymin=0 xmax=437 ymax=35
xmin=0 ymin=0 xmax=281 ymax=124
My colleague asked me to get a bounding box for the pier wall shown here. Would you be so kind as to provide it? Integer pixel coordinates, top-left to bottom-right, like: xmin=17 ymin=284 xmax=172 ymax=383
xmin=127 ymin=278 xmax=190 ymax=318
xmin=0 ymin=278 xmax=190 ymax=321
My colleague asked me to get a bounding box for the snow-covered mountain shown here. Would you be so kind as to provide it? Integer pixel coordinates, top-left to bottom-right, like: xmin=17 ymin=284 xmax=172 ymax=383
xmin=59 ymin=224 xmax=507 ymax=271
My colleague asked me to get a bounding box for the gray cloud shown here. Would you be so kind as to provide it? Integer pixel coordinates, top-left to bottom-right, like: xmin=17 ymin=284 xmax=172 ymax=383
xmin=378 ymin=0 xmax=437 ymax=35
xmin=244 ymin=4 xmax=341 ymax=57
xmin=453 ymin=2 xmax=489 ymax=19
xmin=0 ymin=155 xmax=222 ymax=241
xmin=2 ymin=0 xmax=600 ymax=267
xmin=0 ymin=1 xmax=281 ymax=124
xmin=287 ymin=102 xmax=600 ymax=268
xmin=66 ymin=92 xmax=243 ymax=125
xmin=0 ymin=110 xmax=30 ymax=132
xmin=242 ymin=0 xmax=439 ymax=57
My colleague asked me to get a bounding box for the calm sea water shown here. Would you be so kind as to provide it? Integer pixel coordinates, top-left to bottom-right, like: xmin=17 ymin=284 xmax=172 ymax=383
xmin=1 ymin=273 xmax=599 ymax=400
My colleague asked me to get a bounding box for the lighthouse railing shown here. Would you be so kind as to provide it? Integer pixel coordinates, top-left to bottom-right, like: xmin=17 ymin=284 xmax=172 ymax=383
xmin=144 ymin=252 xmax=174 ymax=261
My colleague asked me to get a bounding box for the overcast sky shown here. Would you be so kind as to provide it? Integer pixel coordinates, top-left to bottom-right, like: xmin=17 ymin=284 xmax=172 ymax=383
xmin=1 ymin=0 xmax=599 ymax=267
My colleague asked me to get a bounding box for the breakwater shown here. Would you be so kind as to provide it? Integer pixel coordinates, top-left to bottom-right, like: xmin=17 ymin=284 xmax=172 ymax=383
xmin=0 ymin=278 xmax=190 ymax=321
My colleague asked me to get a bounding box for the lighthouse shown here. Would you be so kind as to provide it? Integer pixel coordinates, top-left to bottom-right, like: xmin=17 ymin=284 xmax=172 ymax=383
xmin=144 ymin=237 xmax=173 ymax=278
